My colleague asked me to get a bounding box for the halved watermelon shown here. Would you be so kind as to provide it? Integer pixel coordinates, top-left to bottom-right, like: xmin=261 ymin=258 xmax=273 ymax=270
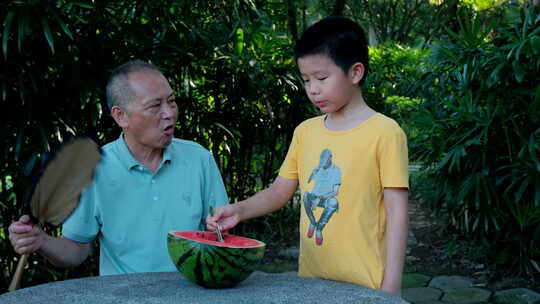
xmin=167 ymin=231 xmax=266 ymax=288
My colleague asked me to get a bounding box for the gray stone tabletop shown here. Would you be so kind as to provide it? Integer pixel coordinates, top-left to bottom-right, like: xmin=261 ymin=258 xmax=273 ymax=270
xmin=0 ymin=271 xmax=408 ymax=304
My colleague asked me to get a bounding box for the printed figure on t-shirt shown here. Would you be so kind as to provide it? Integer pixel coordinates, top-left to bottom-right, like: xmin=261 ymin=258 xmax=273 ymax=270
xmin=303 ymin=148 xmax=341 ymax=245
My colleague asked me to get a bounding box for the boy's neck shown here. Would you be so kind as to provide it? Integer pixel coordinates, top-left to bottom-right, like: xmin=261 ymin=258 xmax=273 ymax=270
xmin=325 ymin=93 xmax=376 ymax=131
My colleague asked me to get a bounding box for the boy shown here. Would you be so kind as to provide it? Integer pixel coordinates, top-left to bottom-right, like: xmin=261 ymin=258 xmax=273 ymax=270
xmin=207 ymin=17 xmax=409 ymax=296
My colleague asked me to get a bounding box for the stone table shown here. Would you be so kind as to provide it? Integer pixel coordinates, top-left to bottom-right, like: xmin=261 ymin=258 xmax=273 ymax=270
xmin=0 ymin=271 xmax=408 ymax=303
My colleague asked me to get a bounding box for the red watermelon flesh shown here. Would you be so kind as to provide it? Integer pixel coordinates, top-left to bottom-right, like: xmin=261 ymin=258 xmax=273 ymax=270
xmin=171 ymin=231 xmax=261 ymax=247
xmin=167 ymin=230 xmax=265 ymax=288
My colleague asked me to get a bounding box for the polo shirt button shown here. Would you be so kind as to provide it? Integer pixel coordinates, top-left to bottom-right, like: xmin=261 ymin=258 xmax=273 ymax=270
xmin=153 ymin=196 xmax=158 ymax=201
xmin=151 ymin=179 xmax=155 ymax=184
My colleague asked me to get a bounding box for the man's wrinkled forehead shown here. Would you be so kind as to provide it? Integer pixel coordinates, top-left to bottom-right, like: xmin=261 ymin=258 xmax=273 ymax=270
xmin=128 ymin=71 xmax=172 ymax=99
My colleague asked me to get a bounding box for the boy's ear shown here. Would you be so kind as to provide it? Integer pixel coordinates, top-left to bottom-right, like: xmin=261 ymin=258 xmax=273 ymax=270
xmin=349 ymin=62 xmax=365 ymax=85
xmin=111 ymin=106 xmax=129 ymax=128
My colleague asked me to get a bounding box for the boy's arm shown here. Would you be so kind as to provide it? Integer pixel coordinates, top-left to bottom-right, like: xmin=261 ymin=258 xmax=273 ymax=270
xmin=207 ymin=176 xmax=298 ymax=231
xmin=381 ymin=187 xmax=409 ymax=297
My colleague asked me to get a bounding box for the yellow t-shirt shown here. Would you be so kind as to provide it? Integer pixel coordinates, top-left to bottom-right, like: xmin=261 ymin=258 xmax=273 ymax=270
xmin=279 ymin=113 xmax=409 ymax=289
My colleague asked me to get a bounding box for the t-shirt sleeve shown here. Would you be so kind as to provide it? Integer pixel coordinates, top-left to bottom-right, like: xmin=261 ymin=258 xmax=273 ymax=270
xmin=278 ymin=127 xmax=300 ymax=180
xmin=61 ymin=185 xmax=100 ymax=243
xmin=379 ymin=125 xmax=409 ymax=188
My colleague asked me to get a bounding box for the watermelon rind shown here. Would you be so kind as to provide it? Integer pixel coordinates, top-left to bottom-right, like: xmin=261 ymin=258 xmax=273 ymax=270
xmin=167 ymin=231 xmax=266 ymax=289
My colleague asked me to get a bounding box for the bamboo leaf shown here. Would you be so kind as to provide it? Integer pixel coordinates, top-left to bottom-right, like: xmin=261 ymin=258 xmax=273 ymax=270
xmin=3 ymin=11 xmax=15 ymax=58
xmin=40 ymin=15 xmax=55 ymax=54
xmin=506 ymin=43 xmax=517 ymax=60
xmin=39 ymin=126 xmax=50 ymax=153
xmin=235 ymin=27 xmax=244 ymax=55
xmin=15 ymin=130 xmax=23 ymax=161
xmin=530 ymin=26 xmax=540 ymax=37
xmin=515 ymin=41 xmax=526 ymax=60
xmin=512 ymin=60 xmax=525 ymax=83
xmin=487 ymin=62 xmax=505 ymax=87
xmin=73 ymin=2 xmax=95 ymax=9
xmin=51 ymin=10 xmax=73 ymax=40
xmin=515 ymin=176 xmax=531 ymax=203
xmin=435 ymin=151 xmax=452 ymax=171
xmin=522 ymin=8 xmax=531 ymax=39
xmin=442 ymin=24 xmax=462 ymax=42
xmin=529 ymin=133 xmax=538 ymax=161
xmin=472 ymin=216 xmax=480 ymax=232
xmin=23 ymin=154 xmax=37 ymax=176
xmin=531 ymin=260 xmax=540 ymax=274
xmin=17 ymin=10 xmax=29 ymax=52
xmin=531 ymin=36 xmax=540 ymax=54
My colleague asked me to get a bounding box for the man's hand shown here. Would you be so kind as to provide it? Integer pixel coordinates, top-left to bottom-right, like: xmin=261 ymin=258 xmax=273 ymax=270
xmin=9 ymin=215 xmax=45 ymax=255
xmin=206 ymin=204 xmax=241 ymax=232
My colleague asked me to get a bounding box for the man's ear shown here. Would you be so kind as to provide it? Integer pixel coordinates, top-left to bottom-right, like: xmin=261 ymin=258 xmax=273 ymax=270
xmin=349 ymin=62 xmax=365 ymax=85
xmin=111 ymin=106 xmax=129 ymax=128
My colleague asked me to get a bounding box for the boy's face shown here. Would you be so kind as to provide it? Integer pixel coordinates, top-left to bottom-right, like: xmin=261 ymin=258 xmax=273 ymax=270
xmin=298 ymin=54 xmax=361 ymax=114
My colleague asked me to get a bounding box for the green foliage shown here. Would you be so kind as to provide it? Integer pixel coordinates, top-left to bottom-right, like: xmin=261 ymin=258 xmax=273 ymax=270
xmin=364 ymin=42 xmax=428 ymax=136
xmin=412 ymin=5 xmax=540 ymax=276
xmin=0 ymin=0 xmax=310 ymax=293
xmin=1 ymin=0 xmax=538 ymax=294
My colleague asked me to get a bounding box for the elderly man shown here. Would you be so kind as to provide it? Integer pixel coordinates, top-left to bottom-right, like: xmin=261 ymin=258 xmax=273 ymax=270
xmin=8 ymin=60 xmax=229 ymax=275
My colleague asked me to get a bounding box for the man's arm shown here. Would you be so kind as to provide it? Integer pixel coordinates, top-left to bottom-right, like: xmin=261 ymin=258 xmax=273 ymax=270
xmin=207 ymin=176 xmax=298 ymax=231
xmin=39 ymin=235 xmax=90 ymax=268
xmin=380 ymin=187 xmax=409 ymax=297
xmin=9 ymin=215 xmax=90 ymax=268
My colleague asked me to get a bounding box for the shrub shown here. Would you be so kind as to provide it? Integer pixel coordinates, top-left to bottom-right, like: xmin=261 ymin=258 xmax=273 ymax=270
xmin=412 ymin=6 xmax=540 ymax=276
xmin=364 ymin=42 xmax=428 ymax=136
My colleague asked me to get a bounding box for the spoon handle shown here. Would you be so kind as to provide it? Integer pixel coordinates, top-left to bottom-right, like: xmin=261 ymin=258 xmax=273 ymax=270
xmin=215 ymin=223 xmax=225 ymax=243
xmin=209 ymin=206 xmax=225 ymax=242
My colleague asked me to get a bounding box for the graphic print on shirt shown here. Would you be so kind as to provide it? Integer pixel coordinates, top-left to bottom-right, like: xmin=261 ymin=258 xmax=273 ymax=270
xmin=303 ymin=149 xmax=341 ymax=246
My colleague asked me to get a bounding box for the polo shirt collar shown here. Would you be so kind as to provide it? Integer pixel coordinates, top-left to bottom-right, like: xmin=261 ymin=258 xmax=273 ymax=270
xmin=115 ymin=133 xmax=173 ymax=170
xmin=162 ymin=143 xmax=173 ymax=163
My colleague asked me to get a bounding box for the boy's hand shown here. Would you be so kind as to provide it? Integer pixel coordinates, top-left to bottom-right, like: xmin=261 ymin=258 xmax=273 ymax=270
xmin=8 ymin=215 xmax=46 ymax=254
xmin=206 ymin=204 xmax=241 ymax=232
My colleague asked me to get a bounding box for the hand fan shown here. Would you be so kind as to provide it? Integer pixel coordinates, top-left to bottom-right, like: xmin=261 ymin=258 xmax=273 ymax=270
xmin=8 ymin=136 xmax=101 ymax=291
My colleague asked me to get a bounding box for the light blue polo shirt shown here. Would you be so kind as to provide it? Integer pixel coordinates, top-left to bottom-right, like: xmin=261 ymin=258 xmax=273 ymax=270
xmin=62 ymin=135 xmax=229 ymax=275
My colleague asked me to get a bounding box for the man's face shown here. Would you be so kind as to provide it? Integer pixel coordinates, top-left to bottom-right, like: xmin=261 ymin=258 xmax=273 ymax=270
xmin=122 ymin=71 xmax=178 ymax=149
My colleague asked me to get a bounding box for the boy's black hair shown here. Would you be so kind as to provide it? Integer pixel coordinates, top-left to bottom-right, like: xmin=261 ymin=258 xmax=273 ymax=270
xmin=294 ymin=16 xmax=369 ymax=86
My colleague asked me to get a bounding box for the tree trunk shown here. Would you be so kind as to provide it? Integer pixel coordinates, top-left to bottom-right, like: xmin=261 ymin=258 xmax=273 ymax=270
xmin=286 ymin=0 xmax=298 ymax=42
xmin=332 ymin=0 xmax=347 ymax=16
xmin=446 ymin=0 xmax=460 ymax=34
xmin=368 ymin=25 xmax=378 ymax=46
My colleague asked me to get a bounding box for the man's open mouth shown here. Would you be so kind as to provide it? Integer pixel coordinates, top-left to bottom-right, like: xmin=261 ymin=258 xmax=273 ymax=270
xmin=163 ymin=125 xmax=174 ymax=135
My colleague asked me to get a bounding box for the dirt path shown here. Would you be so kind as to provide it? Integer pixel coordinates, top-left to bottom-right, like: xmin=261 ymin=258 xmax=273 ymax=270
xmin=406 ymin=195 xmax=539 ymax=293
xmin=406 ymin=194 xmax=487 ymax=279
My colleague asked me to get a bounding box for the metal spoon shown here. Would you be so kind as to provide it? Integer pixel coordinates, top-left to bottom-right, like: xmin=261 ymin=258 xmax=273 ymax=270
xmin=209 ymin=206 xmax=224 ymax=243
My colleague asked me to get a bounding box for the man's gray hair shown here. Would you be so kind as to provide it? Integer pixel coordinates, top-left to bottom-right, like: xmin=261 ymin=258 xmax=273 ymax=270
xmin=105 ymin=60 xmax=164 ymax=110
